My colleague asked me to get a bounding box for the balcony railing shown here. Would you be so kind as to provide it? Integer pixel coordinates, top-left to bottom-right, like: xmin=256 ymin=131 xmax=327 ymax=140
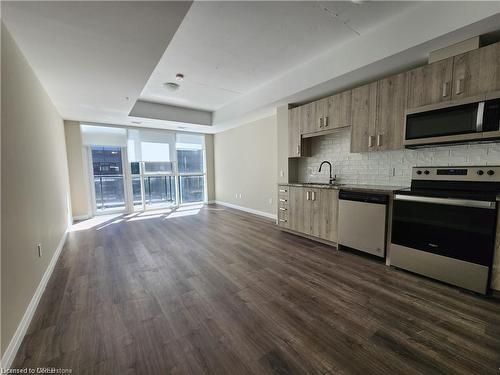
xmin=94 ymin=175 xmax=125 ymax=210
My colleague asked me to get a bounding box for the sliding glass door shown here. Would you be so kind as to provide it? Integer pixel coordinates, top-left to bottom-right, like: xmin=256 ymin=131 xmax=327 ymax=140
xmin=90 ymin=146 xmax=127 ymax=213
xmin=82 ymin=124 xmax=207 ymax=215
xmin=130 ymin=161 xmax=177 ymax=210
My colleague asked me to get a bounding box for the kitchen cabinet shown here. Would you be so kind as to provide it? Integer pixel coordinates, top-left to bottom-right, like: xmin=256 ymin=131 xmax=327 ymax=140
xmin=299 ymin=102 xmax=316 ymax=135
xmin=285 ymin=186 xmax=339 ymax=243
xmin=326 ymin=90 xmax=352 ymax=129
xmin=277 ymin=185 xmax=289 ymax=228
xmin=288 ymin=186 xmax=310 ymax=233
xmin=311 ymin=188 xmax=339 ymax=242
xmin=301 ymin=91 xmax=352 ymax=135
xmin=350 ymin=82 xmax=378 ymax=153
xmin=351 ymin=73 xmax=407 ymax=153
xmin=376 ymin=72 xmax=408 ymax=151
xmin=407 ymin=58 xmax=453 ymax=109
xmin=288 ymin=107 xmax=310 ymax=158
xmin=452 ymin=41 xmax=500 ymax=99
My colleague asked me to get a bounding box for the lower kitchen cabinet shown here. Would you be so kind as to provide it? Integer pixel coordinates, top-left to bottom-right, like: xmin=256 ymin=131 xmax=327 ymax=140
xmin=285 ymin=186 xmax=339 ymax=243
xmin=311 ymin=188 xmax=339 ymax=242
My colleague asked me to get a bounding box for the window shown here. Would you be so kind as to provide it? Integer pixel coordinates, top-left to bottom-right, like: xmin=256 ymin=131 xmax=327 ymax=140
xmin=130 ymin=161 xmax=177 ymax=210
xmin=91 ymin=146 xmax=126 ymax=212
xmin=176 ymin=133 xmax=206 ymax=204
xmin=180 ymin=175 xmax=205 ymax=203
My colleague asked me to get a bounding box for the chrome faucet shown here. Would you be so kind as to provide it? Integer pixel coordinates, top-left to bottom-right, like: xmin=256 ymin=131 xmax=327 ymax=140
xmin=319 ymin=161 xmax=336 ymax=184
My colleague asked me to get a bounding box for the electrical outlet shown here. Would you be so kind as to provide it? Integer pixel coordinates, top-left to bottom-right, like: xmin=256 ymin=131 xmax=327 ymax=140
xmin=238 ymin=193 xmax=242 ymax=199
xmin=37 ymin=243 xmax=42 ymax=258
xmin=235 ymin=193 xmax=238 ymax=199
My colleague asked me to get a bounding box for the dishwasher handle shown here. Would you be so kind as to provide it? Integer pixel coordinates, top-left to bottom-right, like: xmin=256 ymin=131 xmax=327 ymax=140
xmin=339 ymin=190 xmax=389 ymax=204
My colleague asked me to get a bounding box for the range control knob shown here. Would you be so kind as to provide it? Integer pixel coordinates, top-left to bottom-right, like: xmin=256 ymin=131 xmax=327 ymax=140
xmin=477 ymin=170 xmax=484 ymax=176
xmin=416 ymin=170 xmax=422 ymax=175
xmin=487 ymin=170 xmax=495 ymax=176
xmin=424 ymin=170 xmax=430 ymax=175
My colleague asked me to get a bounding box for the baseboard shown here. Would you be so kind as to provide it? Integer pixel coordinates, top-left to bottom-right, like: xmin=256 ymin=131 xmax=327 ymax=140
xmin=214 ymin=200 xmax=277 ymax=220
xmin=1 ymin=227 xmax=69 ymax=370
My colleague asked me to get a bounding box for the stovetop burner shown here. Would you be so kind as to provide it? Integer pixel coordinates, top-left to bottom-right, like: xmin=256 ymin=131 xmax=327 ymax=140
xmin=398 ymin=165 xmax=500 ymax=202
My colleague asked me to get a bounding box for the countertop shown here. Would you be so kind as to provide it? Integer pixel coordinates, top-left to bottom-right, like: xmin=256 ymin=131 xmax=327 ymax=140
xmin=279 ymin=182 xmax=406 ymax=194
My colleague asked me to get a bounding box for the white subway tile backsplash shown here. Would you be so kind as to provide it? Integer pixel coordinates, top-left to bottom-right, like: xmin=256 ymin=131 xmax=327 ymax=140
xmin=297 ymin=128 xmax=500 ymax=186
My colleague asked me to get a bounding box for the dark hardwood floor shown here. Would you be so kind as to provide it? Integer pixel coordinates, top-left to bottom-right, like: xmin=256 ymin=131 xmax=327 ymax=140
xmin=13 ymin=204 xmax=500 ymax=374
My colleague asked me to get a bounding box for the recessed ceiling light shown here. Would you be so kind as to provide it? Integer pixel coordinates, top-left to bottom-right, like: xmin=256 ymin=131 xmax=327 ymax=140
xmin=125 ymin=96 xmax=130 ymax=101
xmin=163 ymin=82 xmax=180 ymax=91
xmin=175 ymin=73 xmax=184 ymax=82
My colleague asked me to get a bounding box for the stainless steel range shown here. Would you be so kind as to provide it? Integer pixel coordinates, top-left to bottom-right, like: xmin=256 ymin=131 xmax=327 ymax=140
xmin=391 ymin=166 xmax=500 ymax=294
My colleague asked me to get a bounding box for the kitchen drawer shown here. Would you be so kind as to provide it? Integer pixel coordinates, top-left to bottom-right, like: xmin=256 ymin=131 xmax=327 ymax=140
xmin=278 ymin=207 xmax=288 ymax=218
xmin=278 ymin=186 xmax=289 ymax=194
xmin=278 ymin=196 xmax=289 ymax=205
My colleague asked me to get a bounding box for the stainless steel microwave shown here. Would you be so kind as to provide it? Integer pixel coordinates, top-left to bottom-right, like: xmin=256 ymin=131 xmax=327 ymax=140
xmin=404 ymin=95 xmax=500 ymax=148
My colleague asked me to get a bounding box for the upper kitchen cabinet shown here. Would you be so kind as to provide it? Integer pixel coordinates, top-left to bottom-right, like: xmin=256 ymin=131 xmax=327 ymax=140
xmin=452 ymin=41 xmax=500 ymax=99
xmin=376 ymin=72 xmax=408 ymax=151
xmin=350 ymin=82 xmax=378 ymax=153
xmin=407 ymin=58 xmax=454 ymax=109
xmin=326 ymin=90 xmax=352 ymax=129
xmin=300 ymin=102 xmax=316 ymax=135
xmin=288 ymin=107 xmax=311 ymax=158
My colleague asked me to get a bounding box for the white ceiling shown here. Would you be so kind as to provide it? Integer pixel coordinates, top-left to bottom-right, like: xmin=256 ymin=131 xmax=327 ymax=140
xmin=3 ymin=1 xmax=500 ymax=134
xmin=1 ymin=1 xmax=192 ymax=125
xmin=140 ymin=1 xmax=416 ymax=111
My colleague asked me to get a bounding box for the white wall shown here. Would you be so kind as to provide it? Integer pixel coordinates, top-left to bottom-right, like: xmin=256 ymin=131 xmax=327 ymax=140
xmin=214 ymin=115 xmax=277 ymax=217
xmin=1 ymin=23 xmax=71 ymax=357
xmin=298 ymin=128 xmax=500 ymax=186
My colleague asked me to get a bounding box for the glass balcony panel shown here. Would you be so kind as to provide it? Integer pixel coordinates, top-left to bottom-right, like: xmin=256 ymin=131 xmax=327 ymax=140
xmin=180 ymin=175 xmax=204 ymax=204
xmin=93 ymin=176 xmax=125 ymax=211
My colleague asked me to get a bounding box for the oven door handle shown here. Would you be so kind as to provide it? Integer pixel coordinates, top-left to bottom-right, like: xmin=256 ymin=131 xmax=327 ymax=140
xmin=394 ymin=194 xmax=496 ymax=209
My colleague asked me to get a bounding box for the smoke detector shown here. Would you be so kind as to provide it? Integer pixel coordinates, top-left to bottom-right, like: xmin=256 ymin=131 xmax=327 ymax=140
xmin=163 ymin=82 xmax=180 ymax=91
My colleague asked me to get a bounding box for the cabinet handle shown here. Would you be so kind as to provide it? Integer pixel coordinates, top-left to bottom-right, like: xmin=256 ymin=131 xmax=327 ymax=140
xmin=377 ymin=134 xmax=382 ymax=147
xmin=324 ymin=116 xmax=329 ymax=128
xmin=442 ymin=81 xmax=449 ymax=97
xmin=279 ymin=219 xmax=287 ymax=223
xmin=306 ymin=191 xmax=310 ymax=201
xmin=318 ymin=117 xmax=324 ymax=128
xmin=279 ymin=207 xmax=287 ymax=211
xmin=311 ymin=191 xmax=316 ymax=201
xmin=279 ymin=189 xmax=287 ymax=193
xmin=279 ymin=198 xmax=287 ymax=202
xmin=455 ymin=78 xmax=464 ymax=95
xmin=368 ymin=135 xmax=374 ymax=148
xmin=296 ymin=145 xmax=300 ymax=155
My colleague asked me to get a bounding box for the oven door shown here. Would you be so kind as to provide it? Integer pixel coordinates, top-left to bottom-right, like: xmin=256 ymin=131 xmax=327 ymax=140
xmin=392 ymin=195 xmax=497 ymax=266
xmin=391 ymin=195 xmax=497 ymax=293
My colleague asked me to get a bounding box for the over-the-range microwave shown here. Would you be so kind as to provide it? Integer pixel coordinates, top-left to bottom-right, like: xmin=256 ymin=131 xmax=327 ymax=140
xmin=404 ymin=94 xmax=500 ymax=148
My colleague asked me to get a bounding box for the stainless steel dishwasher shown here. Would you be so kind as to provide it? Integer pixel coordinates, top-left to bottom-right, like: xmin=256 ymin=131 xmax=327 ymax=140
xmin=338 ymin=190 xmax=389 ymax=258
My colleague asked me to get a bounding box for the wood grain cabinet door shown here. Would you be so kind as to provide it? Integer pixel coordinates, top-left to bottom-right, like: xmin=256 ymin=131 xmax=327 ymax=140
xmin=350 ymin=82 xmax=378 ymax=153
xmin=407 ymin=58 xmax=453 ymax=109
xmin=288 ymin=107 xmax=302 ymax=157
xmin=376 ymin=72 xmax=408 ymax=151
xmin=326 ymin=90 xmax=352 ymax=129
xmin=310 ymin=189 xmax=339 ymax=242
xmin=299 ymin=102 xmax=316 ymax=135
xmin=314 ymin=98 xmax=328 ymax=132
xmin=452 ymin=42 xmax=500 ymax=99
xmin=288 ymin=187 xmax=310 ymax=235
